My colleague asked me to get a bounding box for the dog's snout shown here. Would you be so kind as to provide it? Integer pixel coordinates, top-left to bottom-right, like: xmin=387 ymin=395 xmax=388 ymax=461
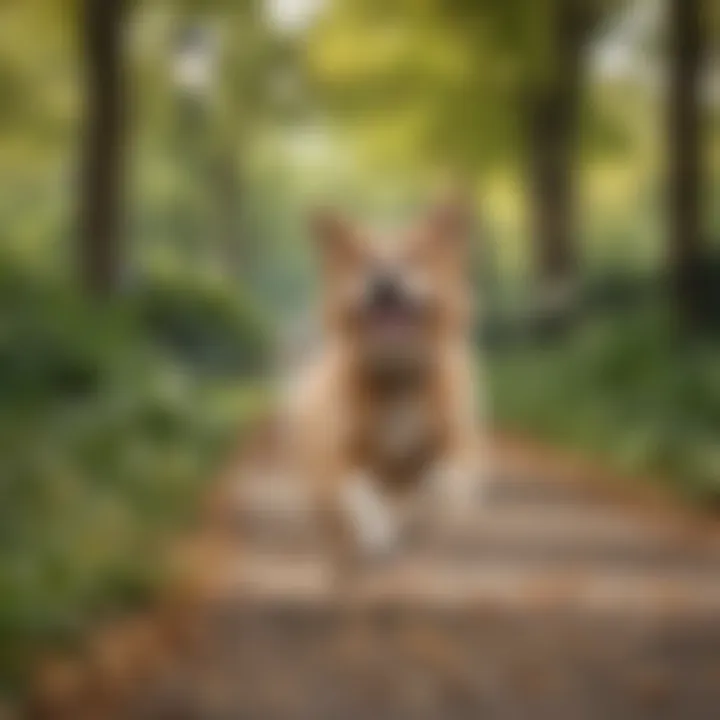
xmin=368 ymin=273 xmax=403 ymax=310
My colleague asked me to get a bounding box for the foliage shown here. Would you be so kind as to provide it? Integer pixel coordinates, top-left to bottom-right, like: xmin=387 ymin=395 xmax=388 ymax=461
xmin=306 ymin=0 xmax=624 ymax=177
xmin=133 ymin=274 xmax=271 ymax=374
xmin=0 ymin=260 xmax=270 ymax=696
xmin=488 ymin=301 xmax=720 ymax=502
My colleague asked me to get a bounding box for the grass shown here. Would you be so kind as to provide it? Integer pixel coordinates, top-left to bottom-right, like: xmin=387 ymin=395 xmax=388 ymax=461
xmin=487 ymin=303 xmax=720 ymax=503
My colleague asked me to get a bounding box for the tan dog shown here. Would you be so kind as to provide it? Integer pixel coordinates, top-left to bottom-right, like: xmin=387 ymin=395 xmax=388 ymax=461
xmin=285 ymin=199 xmax=481 ymax=560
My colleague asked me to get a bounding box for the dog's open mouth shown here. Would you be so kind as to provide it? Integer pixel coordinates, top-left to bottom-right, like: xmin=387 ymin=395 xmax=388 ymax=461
xmin=364 ymin=306 xmax=421 ymax=342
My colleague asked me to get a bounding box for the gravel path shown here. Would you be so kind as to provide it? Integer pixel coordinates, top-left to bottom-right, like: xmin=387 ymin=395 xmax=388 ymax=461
xmin=107 ymin=445 xmax=720 ymax=719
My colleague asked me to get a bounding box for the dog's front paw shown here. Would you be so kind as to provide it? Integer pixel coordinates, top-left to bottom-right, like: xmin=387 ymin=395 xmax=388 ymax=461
xmin=428 ymin=458 xmax=484 ymax=532
xmin=341 ymin=472 xmax=399 ymax=560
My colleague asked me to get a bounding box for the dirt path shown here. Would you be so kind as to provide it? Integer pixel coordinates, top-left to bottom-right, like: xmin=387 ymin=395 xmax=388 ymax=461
xmin=35 ymin=440 xmax=720 ymax=719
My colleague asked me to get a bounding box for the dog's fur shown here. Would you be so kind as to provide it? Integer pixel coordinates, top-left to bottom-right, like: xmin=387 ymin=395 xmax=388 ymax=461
xmin=285 ymin=200 xmax=481 ymax=558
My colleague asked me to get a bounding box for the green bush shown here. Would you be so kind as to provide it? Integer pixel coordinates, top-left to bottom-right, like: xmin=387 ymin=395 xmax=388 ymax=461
xmin=134 ymin=275 xmax=271 ymax=375
xmin=0 ymin=262 xmax=270 ymax=696
xmin=488 ymin=305 xmax=720 ymax=502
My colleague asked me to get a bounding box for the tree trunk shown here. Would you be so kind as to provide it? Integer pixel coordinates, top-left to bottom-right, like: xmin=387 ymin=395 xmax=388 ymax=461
xmin=525 ymin=0 xmax=588 ymax=324
xmin=527 ymin=87 xmax=577 ymax=293
xmin=668 ymin=0 xmax=705 ymax=325
xmin=79 ymin=0 xmax=128 ymax=297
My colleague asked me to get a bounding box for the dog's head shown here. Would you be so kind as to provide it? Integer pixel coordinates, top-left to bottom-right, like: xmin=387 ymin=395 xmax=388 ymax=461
xmin=311 ymin=199 xmax=474 ymax=370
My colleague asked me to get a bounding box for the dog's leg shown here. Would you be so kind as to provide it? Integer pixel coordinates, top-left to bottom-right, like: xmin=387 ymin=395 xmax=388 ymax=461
xmin=433 ymin=344 xmax=485 ymax=528
xmin=433 ymin=446 xmax=481 ymax=516
xmin=339 ymin=471 xmax=399 ymax=558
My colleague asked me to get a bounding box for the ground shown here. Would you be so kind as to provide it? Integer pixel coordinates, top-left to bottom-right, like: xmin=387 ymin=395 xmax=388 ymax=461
xmin=31 ymin=438 xmax=720 ymax=720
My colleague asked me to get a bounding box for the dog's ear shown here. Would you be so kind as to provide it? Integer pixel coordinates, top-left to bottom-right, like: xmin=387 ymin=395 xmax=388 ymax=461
xmin=309 ymin=208 xmax=364 ymax=269
xmin=409 ymin=190 xmax=473 ymax=261
xmin=423 ymin=191 xmax=473 ymax=252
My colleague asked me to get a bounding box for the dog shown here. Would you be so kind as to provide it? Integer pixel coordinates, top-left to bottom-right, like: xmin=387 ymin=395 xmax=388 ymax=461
xmin=284 ymin=198 xmax=482 ymax=561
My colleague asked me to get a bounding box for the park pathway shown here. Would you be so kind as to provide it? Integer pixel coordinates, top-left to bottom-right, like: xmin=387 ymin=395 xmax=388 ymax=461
xmin=39 ymin=438 xmax=720 ymax=719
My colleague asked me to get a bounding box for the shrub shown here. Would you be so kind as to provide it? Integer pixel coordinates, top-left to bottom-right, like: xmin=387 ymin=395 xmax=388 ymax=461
xmin=133 ymin=275 xmax=271 ymax=376
xmin=0 ymin=263 xmax=270 ymax=697
xmin=488 ymin=304 xmax=720 ymax=502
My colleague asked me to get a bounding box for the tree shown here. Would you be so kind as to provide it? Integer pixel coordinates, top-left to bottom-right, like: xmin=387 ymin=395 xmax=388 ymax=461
xmin=79 ymin=0 xmax=129 ymax=296
xmin=168 ymin=0 xmax=289 ymax=279
xmin=308 ymin=0 xmax=619 ymax=309
xmin=522 ymin=0 xmax=606 ymax=318
xmin=667 ymin=0 xmax=706 ymax=324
